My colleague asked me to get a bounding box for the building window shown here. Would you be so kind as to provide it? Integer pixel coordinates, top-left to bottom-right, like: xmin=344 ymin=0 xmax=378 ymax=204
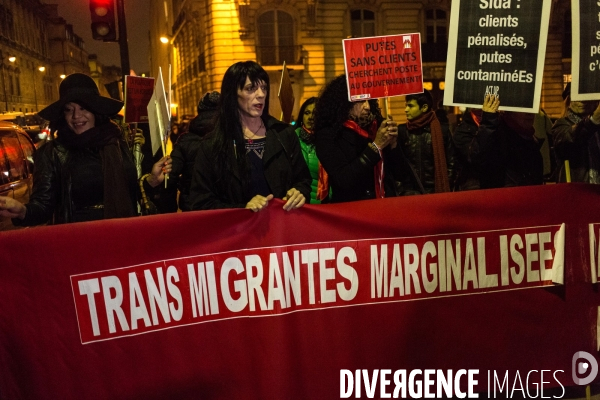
xmin=422 ymin=8 xmax=448 ymax=63
xmin=562 ymin=9 xmax=571 ymax=58
xmin=425 ymin=8 xmax=447 ymax=44
xmin=44 ymin=83 xmax=52 ymax=101
xmin=257 ymin=10 xmax=297 ymax=65
xmin=0 ymin=6 xmax=15 ymax=41
xmin=350 ymin=9 xmax=375 ymax=38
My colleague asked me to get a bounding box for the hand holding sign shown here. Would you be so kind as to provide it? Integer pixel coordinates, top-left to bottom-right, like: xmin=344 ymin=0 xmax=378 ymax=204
xmin=373 ymin=118 xmax=398 ymax=150
xmin=482 ymin=94 xmax=500 ymax=113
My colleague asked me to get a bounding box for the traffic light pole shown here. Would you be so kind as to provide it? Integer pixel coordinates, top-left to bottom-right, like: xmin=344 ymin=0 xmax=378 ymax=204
xmin=116 ymin=0 xmax=130 ymax=89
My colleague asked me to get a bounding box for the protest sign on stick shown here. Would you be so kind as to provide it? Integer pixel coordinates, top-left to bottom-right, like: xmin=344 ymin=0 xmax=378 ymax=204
xmin=124 ymin=76 xmax=155 ymax=123
xmin=278 ymin=62 xmax=295 ymax=123
xmin=571 ymin=0 xmax=600 ymax=101
xmin=343 ymin=34 xmax=423 ymax=101
xmin=443 ymin=0 xmax=551 ymax=112
xmin=146 ymin=68 xmax=170 ymax=157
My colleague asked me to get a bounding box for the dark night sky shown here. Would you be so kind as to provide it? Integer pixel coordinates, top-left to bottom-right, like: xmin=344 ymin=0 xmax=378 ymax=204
xmin=46 ymin=0 xmax=151 ymax=73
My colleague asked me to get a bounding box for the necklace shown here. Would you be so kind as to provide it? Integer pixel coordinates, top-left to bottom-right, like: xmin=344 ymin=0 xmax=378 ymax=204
xmin=243 ymin=119 xmax=265 ymax=142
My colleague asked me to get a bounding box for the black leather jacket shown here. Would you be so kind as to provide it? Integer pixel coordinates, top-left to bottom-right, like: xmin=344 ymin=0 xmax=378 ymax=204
xmin=189 ymin=117 xmax=311 ymax=210
xmin=552 ymin=110 xmax=600 ymax=183
xmin=397 ymin=122 xmax=455 ymax=195
xmin=315 ymin=124 xmax=401 ymax=202
xmin=15 ymin=136 xmax=137 ymax=226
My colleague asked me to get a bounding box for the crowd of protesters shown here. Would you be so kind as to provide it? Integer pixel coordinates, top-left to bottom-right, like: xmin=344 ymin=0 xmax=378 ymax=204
xmin=2 ymin=61 xmax=600 ymax=226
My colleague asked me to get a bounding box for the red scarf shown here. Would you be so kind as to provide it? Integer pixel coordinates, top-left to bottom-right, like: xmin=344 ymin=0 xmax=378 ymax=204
xmin=406 ymin=111 xmax=450 ymax=193
xmin=343 ymin=119 xmax=385 ymax=198
xmin=316 ymin=166 xmax=329 ymax=201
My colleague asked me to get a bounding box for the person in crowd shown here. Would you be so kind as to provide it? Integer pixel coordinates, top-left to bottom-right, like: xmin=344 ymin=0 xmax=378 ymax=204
xmin=188 ymin=61 xmax=310 ymax=211
xmin=533 ymin=108 xmax=555 ymax=182
xmin=453 ymin=94 xmax=543 ymax=189
xmin=397 ymin=90 xmax=455 ymax=195
xmin=167 ymin=91 xmax=220 ymax=211
xmin=294 ymin=96 xmax=330 ymax=203
xmin=169 ymin=122 xmax=180 ymax=146
xmin=313 ymin=74 xmax=399 ymax=203
xmin=187 ymin=91 xmax=220 ymax=138
xmin=0 ymin=73 xmax=171 ymax=225
xmin=551 ymin=82 xmax=600 ymax=183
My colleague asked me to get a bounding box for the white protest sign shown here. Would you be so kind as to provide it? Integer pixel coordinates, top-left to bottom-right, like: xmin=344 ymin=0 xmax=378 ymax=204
xmin=146 ymin=67 xmax=170 ymax=156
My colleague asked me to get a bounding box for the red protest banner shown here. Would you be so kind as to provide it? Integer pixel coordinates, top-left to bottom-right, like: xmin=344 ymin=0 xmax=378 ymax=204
xmin=71 ymin=223 xmax=564 ymax=344
xmin=343 ymin=33 xmax=423 ymax=101
xmin=124 ymin=75 xmax=155 ymax=123
xmin=1 ymin=184 xmax=600 ymax=398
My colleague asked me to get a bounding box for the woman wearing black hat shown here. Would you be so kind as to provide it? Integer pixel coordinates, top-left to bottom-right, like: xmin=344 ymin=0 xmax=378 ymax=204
xmin=0 ymin=73 xmax=171 ymax=225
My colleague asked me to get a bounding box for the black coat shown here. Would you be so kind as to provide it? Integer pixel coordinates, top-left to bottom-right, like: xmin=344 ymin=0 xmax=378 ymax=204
xmin=189 ymin=117 xmax=311 ymax=210
xmin=315 ymin=124 xmax=400 ymax=203
xmin=167 ymin=109 xmax=218 ymax=211
xmin=552 ymin=110 xmax=600 ymax=183
xmin=15 ymin=132 xmax=137 ymax=226
xmin=396 ymin=121 xmax=455 ymax=195
xmin=454 ymin=111 xmax=543 ymax=189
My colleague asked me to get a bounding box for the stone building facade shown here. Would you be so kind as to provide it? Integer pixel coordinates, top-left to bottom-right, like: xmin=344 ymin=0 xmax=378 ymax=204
xmin=150 ymin=0 xmax=575 ymax=122
xmin=0 ymin=0 xmax=91 ymax=115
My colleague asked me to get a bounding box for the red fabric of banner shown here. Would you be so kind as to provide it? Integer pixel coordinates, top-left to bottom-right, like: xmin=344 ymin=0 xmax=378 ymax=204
xmin=0 ymin=184 xmax=599 ymax=399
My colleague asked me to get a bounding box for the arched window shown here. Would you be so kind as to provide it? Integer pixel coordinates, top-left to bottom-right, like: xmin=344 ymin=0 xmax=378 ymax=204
xmin=350 ymin=9 xmax=375 ymax=38
xmin=257 ymin=10 xmax=296 ymax=66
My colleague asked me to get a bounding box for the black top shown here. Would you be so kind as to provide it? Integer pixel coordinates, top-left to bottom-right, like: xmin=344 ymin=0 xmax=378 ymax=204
xmin=14 ymin=125 xmax=138 ymax=226
xmin=189 ymin=116 xmax=311 ymax=210
xmin=246 ymin=137 xmax=270 ymax=197
xmin=315 ymin=124 xmax=401 ymax=202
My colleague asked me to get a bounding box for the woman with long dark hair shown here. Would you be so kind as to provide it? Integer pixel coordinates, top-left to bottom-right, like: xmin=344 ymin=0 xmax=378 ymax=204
xmin=294 ymin=96 xmax=330 ymax=203
xmin=189 ymin=61 xmax=310 ymax=211
xmin=314 ymin=75 xmax=399 ymax=203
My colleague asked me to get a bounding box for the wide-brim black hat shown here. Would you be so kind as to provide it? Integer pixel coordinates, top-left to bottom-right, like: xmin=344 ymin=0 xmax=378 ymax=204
xmin=38 ymin=73 xmax=123 ymax=121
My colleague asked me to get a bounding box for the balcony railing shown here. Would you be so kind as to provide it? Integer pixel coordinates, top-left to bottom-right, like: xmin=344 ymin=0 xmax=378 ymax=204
xmin=256 ymin=45 xmax=303 ymax=66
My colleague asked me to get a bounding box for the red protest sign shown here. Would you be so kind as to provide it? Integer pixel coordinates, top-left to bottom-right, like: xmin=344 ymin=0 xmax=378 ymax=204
xmin=124 ymin=76 xmax=155 ymax=123
xmin=343 ymin=34 xmax=423 ymax=101
xmin=278 ymin=63 xmax=295 ymax=124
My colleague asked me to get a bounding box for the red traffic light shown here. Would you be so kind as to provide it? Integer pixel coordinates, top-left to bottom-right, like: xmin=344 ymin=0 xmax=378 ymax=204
xmin=89 ymin=0 xmax=117 ymax=42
